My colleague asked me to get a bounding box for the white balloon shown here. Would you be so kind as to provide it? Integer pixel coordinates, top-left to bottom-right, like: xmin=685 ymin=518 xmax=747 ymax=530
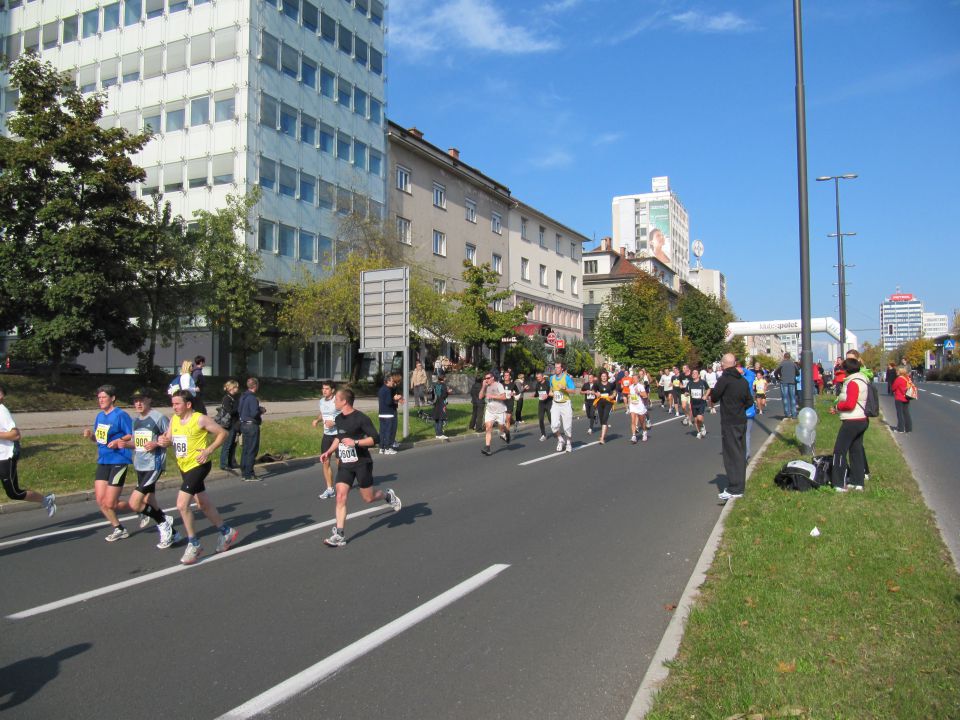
xmin=798 ymin=407 xmax=819 ymax=429
xmin=796 ymin=424 xmax=815 ymax=446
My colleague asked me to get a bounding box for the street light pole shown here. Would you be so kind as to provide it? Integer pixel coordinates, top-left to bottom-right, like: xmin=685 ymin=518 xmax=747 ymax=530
xmin=816 ymin=174 xmax=858 ymax=354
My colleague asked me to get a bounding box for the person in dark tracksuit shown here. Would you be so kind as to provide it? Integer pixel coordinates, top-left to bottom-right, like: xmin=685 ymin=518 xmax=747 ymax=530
xmin=708 ymin=354 xmax=754 ymax=502
xmin=533 ymin=370 xmax=553 ymax=442
xmin=468 ymin=375 xmax=484 ymax=431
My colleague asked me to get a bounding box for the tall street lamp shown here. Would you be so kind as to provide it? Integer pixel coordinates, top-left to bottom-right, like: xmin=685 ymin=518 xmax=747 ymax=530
xmin=816 ymin=174 xmax=857 ymax=354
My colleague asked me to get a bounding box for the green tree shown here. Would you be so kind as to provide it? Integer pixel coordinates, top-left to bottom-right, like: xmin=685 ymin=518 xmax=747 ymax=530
xmin=504 ymin=334 xmax=551 ymax=376
xmin=453 ymin=262 xmax=533 ymax=365
xmin=0 ymin=55 xmax=149 ymax=382
xmin=594 ymin=274 xmax=685 ymax=369
xmin=897 ymin=337 xmax=934 ymax=369
xmin=858 ymin=341 xmax=886 ymax=375
xmin=189 ymin=191 xmax=265 ymax=376
xmin=561 ymin=337 xmax=595 ymax=376
xmin=678 ymin=285 xmax=730 ymax=366
xmin=751 ymin=353 xmax=779 ymax=372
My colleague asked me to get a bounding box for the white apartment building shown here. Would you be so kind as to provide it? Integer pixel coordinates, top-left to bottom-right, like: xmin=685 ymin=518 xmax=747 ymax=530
xmin=611 ymin=176 xmax=690 ymax=291
xmin=1 ymin=0 xmax=386 ymax=379
xmin=688 ymin=267 xmax=726 ymax=302
xmin=508 ymin=201 xmax=585 ymax=342
xmin=880 ymin=292 xmax=924 ymax=349
xmin=922 ymin=312 xmax=949 ymax=339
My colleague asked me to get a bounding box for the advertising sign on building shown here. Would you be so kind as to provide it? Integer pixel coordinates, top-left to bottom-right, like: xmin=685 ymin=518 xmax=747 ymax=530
xmin=647 ymin=200 xmax=672 ymax=270
xmin=652 ymin=176 xmax=670 ymax=193
xmin=890 ymin=293 xmax=915 ymax=302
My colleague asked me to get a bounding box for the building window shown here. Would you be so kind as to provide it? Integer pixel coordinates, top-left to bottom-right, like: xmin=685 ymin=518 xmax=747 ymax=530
xmin=259 ymin=157 xmax=276 ymax=190
xmin=396 ymin=165 xmax=411 ymax=193
xmin=83 ymin=9 xmax=100 ymax=38
xmin=336 ymin=132 xmax=351 ymax=162
xmin=555 ymin=233 xmax=562 ymax=255
xmin=299 ymin=171 xmax=316 ymax=204
xmin=369 ymin=150 xmax=383 ymax=177
xmin=353 ymin=140 xmax=367 ymax=170
xmin=491 ymin=212 xmax=502 ymax=234
xmin=301 ymin=57 xmax=317 ymax=89
xmin=465 ymin=244 xmax=476 ymax=265
xmin=492 ymin=253 xmax=502 ymax=275
xmin=300 ymin=114 xmax=316 ymax=145
xmin=584 ymin=260 xmax=598 ymax=274
xmin=212 ymin=154 xmax=234 ymax=185
xmin=190 ymin=96 xmax=210 ymax=126
xmin=260 ymin=93 xmax=278 ymax=129
xmin=396 ymin=216 xmax=412 ymax=245
xmin=370 ymin=97 xmax=382 ymax=125
xmin=338 ymin=25 xmax=353 ymax=55
xmin=62 ymin=16 xmax=79 ymax=43
xmin=278 ymin=224 xmax=296 ymax=258
xmin=303 ymin=1 xmax=319 ymax=31
xmin=588 ymin=290 xmax=594 ymax=303
xmin=318 ymin=180 xmax=334 ymax=210
xmin=320 ymin=11 xmax=336 ymax=42
xmin=556 ymin=270 xmax=563 ymax=291
xmin=521 ymin=257 xmax=530 ymax=281
xmin=354 ymin=87 xmax=367 ymax=117
xmin=214 ymin=95 xmax=235 ymax=122
xmin=433 ymin=230 xmax=446 ymax=257
xmin=434 ymin=278 xmax=446 ymax=295
xmin=571 ymin=276 xmax=578 ymax=296
xmin=337 ymin=78 xmax=352 ymax=108
xmin=299 ymin=230 xmax=315 ymax=262
xmin=370 ymin=46 xmax=383 ymax=74
xmin=318 ymin=123 xmax=334 ymax=154
xmin=539 ymin=226 xmax=546 ymax=247
xmin=258 ymin=219 xmax=275 ymax=252
xmin=320 ymin=68 xmax=335 ymax=98
xmin=433 ymin=183 xmax=446 ymax=209
xmin=539 ymin=264 xmax=547 ymax=287
xmin=493 ymin=298 xmax=504 ymax=312
xmin=465 ymin=198 xmax=477 ymax=223
xmin=165 ymin=108 xmax=185 ymax=132
xmin=570 ymin=241 xmax=578 ymax=259
xmin=521 ymin=217 xmax=528 ymax=240
xmin=103 ymin=3 xmax=121 ymax=31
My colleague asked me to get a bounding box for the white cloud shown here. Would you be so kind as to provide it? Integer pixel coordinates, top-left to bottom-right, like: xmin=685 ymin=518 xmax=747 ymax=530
xmin=531 ymin=148 xmax=574 ymax=169
xmin=592 ymin=131 xmax=624 ymax=146
xmin=670 ymin=10 xmax=753 ymax=33
xmin=391 ymin=0 xmax=558 ymax=57
xmin=541 ymin=0 xmax=584 ymax=13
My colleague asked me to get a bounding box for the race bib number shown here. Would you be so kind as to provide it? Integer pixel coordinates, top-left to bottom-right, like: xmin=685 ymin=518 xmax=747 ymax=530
xmin=586 ymin=393 xmax=596 ymax=400
xmin=538 ymin=391 xmax=548 ymax=400
xmin=95 ymin=423 xmax=110 ymax=445
xmin=691 ymin=388 xmax=703 ymax=400
xmin=172 ymin=434 xmax=188 ymax=459
xmin=553 ymin=391 xmax=567 ymax=403
xmin=337 ymin=443 xmax=358 ymax=464
xmin=504 ymin=389 xmax=513 ymax=399
xmin=133 ymin=429 xmax=153 ymax=452
xmin=629 ymin=393 xmax=640 ymax=404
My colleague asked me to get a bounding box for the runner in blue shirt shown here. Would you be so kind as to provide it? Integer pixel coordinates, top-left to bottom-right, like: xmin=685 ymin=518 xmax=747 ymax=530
xmin=82 ymin=385 xmax=134 ymax=542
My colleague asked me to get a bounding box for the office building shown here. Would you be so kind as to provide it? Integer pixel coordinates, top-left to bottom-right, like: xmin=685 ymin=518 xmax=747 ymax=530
xmin=2 ymin=0 xmax=387 ymax=379
xmin=611 ymin=176 xmax=690 ymax=291
xmin=923 ymin=312 xmax=949 ymax=339
xmin=880 ymin=292 xmax=924 ymax=349
xmin=688 ymin=267 xmax=726 ymax=302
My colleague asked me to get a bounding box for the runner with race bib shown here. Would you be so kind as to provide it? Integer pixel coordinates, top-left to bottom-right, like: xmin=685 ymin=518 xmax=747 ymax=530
xmin=549 ymin=360 xmax=576 ymax=453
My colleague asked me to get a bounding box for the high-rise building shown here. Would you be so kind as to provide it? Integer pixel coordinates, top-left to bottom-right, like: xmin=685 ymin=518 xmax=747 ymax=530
xmin=688 ymin=267 xmax=726 ymax=302
xmin=1 ymin=0 xmax=387 ymax=379
xmin=923 ymin=312 xmax=949 ymax=338
xmin=880 ymin=292 xmax=924 ymax=348
xmin=611 ymin=176 xmax=690 ymax=291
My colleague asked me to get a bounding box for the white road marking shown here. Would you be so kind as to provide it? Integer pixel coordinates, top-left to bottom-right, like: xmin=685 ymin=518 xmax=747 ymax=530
xmin=0 ymin=508 xmax=179 ymax=550
xmin=951 ymin=400 xmax=960 ymax=406
xmin=216 ymin=563 xmax=510 ymax=720
xmin=518 ymin=414 xmax=685 ymax=466
xmin=931 ymin=393 xmax=943 ymax=397
xmin=7 ymin=505 xmax=386 ymax=620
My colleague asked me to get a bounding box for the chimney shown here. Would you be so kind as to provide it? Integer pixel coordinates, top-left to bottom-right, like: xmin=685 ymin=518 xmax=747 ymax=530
xmin=448 ymin=148 xmax=460 ymax=160
xmin=619 ymin=245 xmax=627 ymax=257
xmin=408 ymin=127 xmax=424 ymax=139
xmin=601 ymin=236 xmax=612 ymax=252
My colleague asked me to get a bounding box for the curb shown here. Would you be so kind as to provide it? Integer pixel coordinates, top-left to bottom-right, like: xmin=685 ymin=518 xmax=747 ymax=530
xmin=624 ymin=420 xmax=782 ymax=719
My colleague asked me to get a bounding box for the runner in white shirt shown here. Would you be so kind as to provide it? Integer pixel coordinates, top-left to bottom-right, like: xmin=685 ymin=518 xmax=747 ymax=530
xmin=0 ymin=385 xmax=56 ymax=517
xmin=628 ymin=375 xmax=649 ymax=443
xmin=312 ymin=381 xmax=341 ymax=499
xmin=479 ymin=372 xmax=508 ymax=456
xmin=704 ymin=366 xmax=719 ymax=414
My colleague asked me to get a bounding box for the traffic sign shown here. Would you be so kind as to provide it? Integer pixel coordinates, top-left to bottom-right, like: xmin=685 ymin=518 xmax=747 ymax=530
xmin=555 ymin=339 xmax=566 ymax=350
xmin=944 ymin=339 xmax=956 ymax=350
xmin=546 ymin=332 xmax=557 ymax=345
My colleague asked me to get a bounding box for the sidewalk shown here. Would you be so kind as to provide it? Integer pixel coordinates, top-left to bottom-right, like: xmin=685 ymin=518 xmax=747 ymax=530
xmin=15 ymin=395 xmax=474 ymax=435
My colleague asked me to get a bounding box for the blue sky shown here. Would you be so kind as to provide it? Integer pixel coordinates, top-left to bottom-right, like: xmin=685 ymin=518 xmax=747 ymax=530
xmin=384 ymin=0 xmax=960 ymax=348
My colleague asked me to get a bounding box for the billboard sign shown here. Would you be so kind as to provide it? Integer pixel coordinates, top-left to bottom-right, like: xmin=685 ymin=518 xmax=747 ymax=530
xmin=647 ymin=200 xmax=672 ymax=270
xmin=359 ymin=267 xmax=409 ymax=353
xmin=890 ymin=293 xmax=915 ymax=302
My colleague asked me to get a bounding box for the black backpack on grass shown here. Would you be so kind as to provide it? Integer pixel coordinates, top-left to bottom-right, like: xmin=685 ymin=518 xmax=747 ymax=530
xmin=774 ymin=455 xmax=834 ymax=491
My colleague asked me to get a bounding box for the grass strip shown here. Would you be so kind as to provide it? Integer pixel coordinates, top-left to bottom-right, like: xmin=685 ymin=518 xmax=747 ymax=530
xmin=6 ymin=397 xmax=582 ymax=502
xmin=645 ymin=398 xmax=960 ymax=719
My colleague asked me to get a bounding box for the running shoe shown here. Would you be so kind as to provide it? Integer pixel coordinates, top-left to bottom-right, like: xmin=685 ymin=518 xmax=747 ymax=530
xmin=385 ymin=488 xmax=402 ymax=512
xmin=504 ymin=429 xmax=511 ymax=443
xmin=157 ymin=519 xmax=174 ymax=549
xmin=681 ymin=417 xmax=689 ymax=426
xmin=318 ymin=487 xmax=336 ymax=500
xmin=718 ymin=490 xmax=743 ymax=501
xmin=586 ymin=428 xmax=592 ymax=434
xmin=556 ymin=439 xmax=565 ymax=452
xmin=539 ymin=435 xmax=546 ymax=442
xmin=324 ymin=529 xmax=346 ymax=547
xmin=565 ymin=442 xmax=572 ymax=453
xmin=181 ymin=542 xmax=203 ymax=564
xmin=139 ymin=513 xmax=151 ymax=529
xmin=105 ymin=526 xmax=129 ymax=542
xmin=631 ymin=434 xmax=637 ymax=444
xmin=851 ymin=485 xmax=864 ymax=491
xmin=383 ymin=448 xmax=398 ymax=455
xmin=42 ymin=493 xmax=57 ymax=518
xmin=481 ymin=446 xmax=492 ymax=456
xmin=642 ymin=431 xmax=648 ymax=442
xmin=834 ymin=485 xmax=849 ymax=493
xmin=216 ymin=527 xmax=239 ymax=553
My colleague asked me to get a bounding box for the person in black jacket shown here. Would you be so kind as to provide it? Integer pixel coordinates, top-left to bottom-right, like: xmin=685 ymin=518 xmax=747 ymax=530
xmin=707 ymin=354 xmax=755 ymax=501
xmin=218 ymin=379 xmax=241 ymax=470
xmin=533 ymin=370 xmax=553 ymax=441
xmin=468 ymin=374 xmax=484 ymax=431
xmin=432 ymin=372 xmax=450 ymax=440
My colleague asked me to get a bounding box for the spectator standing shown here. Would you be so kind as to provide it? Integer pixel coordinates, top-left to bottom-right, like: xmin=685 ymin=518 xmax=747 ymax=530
xmin=218 ymin=380 xmax=241 ymax=470
xmin=885 ymin=362 xmax=897 ymax=396
xmin=238 ymin=377 xmax=264 ymax=481
xmin=432 ymin=371 xmax=450 ymax=440
xmin=891 ymin=366 xmax=913 ymax=433
xmin=776 ymin=352 xmax=799 ymax=419
xmin=708 ymin=354 xmax=754 ymax=502
xmin=168 ymin=360 xmax=197 ymax=397
xmin=514 ymin=373 xmax=527 ymax=424
xmin=468 ymin=374 xmax=484 ymax=432
xmin=534 ymin=370 xmax=553 ymax=441
xmin=191 ymin=355 xmax=207 ymax=414
xmin=829 ymin=358 xmax=870 ymax=491
xmin=377 ymin=374 xmax=403 ymax=454
xmin=411 ymin=361 xmax=428 ymax=409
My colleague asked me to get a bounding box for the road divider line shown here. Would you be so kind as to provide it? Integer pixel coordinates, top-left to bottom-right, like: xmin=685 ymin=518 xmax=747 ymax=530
xmin=517 ymin=414 xmax=685 ymax=466
xmin=7 ymin=505 xmax=386 ymax=620
xmin=931 ymin=392 xmax=943 ymax=397
xmin=216 ymin=563 xmax=511 ymax=720
xmin=0 ymin=508 xmax=180 ymax=549
xmin=951 ymin=399 xmax=960 ymax=406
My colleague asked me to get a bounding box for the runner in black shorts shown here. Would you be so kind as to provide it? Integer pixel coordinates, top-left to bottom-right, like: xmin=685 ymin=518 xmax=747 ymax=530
xmin=83 ymin=385 xmax=134 ymax=542
xmin=319 ymin=387 xmax=401 ymax=547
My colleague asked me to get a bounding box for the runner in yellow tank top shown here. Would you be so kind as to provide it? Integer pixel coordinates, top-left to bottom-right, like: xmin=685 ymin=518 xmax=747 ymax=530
xmin=159 ymin=390 xmax=238 ymax=565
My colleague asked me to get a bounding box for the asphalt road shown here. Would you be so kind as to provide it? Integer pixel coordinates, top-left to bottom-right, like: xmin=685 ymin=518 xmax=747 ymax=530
xmin=882 ymin=380 xmax=960 ymax=569
xmin=1 ymin=400 xmax=779 ymax=719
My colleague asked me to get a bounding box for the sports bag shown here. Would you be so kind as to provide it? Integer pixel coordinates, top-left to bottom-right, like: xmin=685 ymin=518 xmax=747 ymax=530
xmin=773 ymin=457 xmax=834 ymax=491
xmin=905 ymin=379 xmax=918 ymax=401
